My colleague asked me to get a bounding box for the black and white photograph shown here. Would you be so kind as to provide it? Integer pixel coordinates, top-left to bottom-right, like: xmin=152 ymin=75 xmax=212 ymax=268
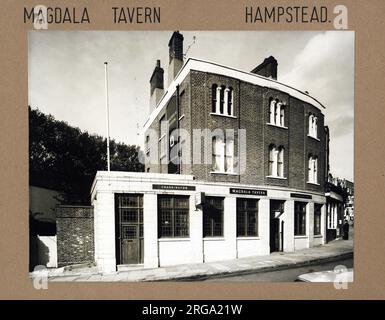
xmin=28 ymin=30 xmax=354 ymax=283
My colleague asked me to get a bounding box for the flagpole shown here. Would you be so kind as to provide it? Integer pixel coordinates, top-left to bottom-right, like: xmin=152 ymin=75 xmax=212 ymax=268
xmin=104 ymin=62 xmax=111 ymax=171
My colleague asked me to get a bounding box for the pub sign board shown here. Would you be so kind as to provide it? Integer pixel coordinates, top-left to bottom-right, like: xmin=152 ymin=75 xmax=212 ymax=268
xmin=230 ymin=188 xmax=267 ymax=196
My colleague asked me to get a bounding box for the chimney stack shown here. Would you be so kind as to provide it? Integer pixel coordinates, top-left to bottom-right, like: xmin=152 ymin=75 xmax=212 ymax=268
xmin=251 ymin=56 xmax=278 ymax=80
xmin=168 ymin=31 xmax=184 ymax=86
xmin=149 ymin=59 xmax=164 ymax=114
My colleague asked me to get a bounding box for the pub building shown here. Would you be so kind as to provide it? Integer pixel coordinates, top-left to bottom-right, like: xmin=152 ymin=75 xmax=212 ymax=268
xmin=91 ymin=31 xmax=328 ymax=273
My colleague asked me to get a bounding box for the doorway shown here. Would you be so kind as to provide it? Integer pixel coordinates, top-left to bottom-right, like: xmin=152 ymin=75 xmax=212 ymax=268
xmin=270 ymin=200 xmax=285 ymax=252
xmin=115 ymin=194 xmax=144 ymax=265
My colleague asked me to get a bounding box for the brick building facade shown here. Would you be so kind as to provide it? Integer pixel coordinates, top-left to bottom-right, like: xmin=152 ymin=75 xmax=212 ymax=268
xmin=91 ymin=31 xmax=328 ymax=273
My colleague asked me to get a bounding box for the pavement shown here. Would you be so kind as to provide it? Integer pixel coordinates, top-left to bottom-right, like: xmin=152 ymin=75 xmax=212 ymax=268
xmin=43 ymin=234 xmax=353 ymax=282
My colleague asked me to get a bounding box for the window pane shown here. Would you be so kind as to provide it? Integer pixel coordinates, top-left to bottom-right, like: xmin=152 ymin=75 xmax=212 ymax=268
xmin=204 ymin=197 xmax=224 ymax=237
xmin=247 ymin=211 xmax=257 ymax=236
xmin=122 ymin=225 xmax=136 ymax=240
xmin=211 ymin=84 xmax=217 ymax=113
xmin=227 ymin=89 xmax=233 ymax=115
xmin=121 ymin=209 xmax=138 ymax=223
xmin=237 ymin=198 xmax=258 ymax=237
xmin=295 ymin=202 xmax=307 ymax=235
xmin=158 ymin=195 xmax=189 ymax=238
xmin=237 ymin=211 xmax=246 ymax=237
xmin=174 ymin=209 xmax=189 ymax=237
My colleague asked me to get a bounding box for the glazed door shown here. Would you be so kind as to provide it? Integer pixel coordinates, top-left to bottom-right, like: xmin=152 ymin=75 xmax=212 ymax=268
xmin=116 ymin=194 xmax=144 ymax=265
xmin=270 ymin=218 xmax=280 ymax=252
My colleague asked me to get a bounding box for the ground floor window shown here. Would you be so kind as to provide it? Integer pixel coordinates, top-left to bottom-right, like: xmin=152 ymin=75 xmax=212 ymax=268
xmin=203 ymin=197 xmax=224 ymax=237
xmin=294 ymin=202 xmax=307 ymax=236
xmin=158 ymin=195 xmax=189 ymax=238
xmin=314 ymin=204 xmax=322 ymax=235
xmin=236 ymin=198 xmax=258 ymax=237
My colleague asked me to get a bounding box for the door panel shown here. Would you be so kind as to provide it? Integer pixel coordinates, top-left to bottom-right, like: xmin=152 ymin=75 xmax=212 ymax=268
xmin=121 ymin=225 xmax=139 ymax=264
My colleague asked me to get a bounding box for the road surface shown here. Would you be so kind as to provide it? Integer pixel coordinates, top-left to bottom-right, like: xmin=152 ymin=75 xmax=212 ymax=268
xmin=203 ymin=257 xmax=353 ymax=282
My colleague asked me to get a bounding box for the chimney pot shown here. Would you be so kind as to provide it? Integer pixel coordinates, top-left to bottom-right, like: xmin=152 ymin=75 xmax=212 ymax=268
xmin=168 ymin=31 xmax=184 ymax=86
xmin=251 ymin=56 xmax=278 ymax=80
xmin=149 ymin=59 xmax=164 ymax=114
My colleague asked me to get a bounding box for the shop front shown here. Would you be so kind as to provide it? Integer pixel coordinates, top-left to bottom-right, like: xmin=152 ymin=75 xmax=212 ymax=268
xmin=91 ymin=171 xmax=326 ymax=273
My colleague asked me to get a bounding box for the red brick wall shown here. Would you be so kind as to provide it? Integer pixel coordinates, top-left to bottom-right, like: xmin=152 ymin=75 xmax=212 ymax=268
xmin=56 ymin=206 xmax=94 ymax=267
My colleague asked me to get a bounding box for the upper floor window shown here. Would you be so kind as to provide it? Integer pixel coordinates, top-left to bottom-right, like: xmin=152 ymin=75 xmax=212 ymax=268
xmin=308 ymin=155 xmax=318 ymax=184
xmin=308 ymin=113 xmax=318 ymax=138
xmin=268 ymin=145 xmax=285 ymax=178
xmin=211 ymin=84 xmax=234 ymax=117
xmin=269 ymin=98 xmax=286 ymax=127
xmin=212 ymin=136 xmax=234 ymax=174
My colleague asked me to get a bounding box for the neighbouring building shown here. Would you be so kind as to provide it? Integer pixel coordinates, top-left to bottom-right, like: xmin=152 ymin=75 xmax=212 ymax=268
xmin=90 ymin=31 xmax=329 ymax=273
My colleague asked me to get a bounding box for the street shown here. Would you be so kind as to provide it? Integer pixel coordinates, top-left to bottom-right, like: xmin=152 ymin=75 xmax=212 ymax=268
xmin=203 ymin=257 xmax=353 ymax=282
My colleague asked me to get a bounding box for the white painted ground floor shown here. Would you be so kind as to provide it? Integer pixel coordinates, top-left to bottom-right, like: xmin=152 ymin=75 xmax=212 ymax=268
xmin=91 ymin=172 xmax=326 ymax=273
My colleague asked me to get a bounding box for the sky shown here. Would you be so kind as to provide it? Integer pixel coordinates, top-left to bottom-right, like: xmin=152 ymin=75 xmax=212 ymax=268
xmin=28 ymin=31 xmax=354 ymax=181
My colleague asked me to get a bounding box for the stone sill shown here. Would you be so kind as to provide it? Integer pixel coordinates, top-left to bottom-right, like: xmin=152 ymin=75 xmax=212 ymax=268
xmin=210 ymin=112 xmax=237 ymax=119
xmin=203 ymin=237 xmax=225 ymax=241
xmin=266 ymin=175 xmax=287 ymax=180
xmin=313 ymin=235 xmax=323 ymax=238
xmin=307 ymin=181 xmax=320 ymax=186
xmin=307 ymin=135 xmax=320 ymax=141
xmin=210 ymin=171 xmax=239 ymax=176
xmin=267 ymin=123 xmax=288 ymax=130
xmin=294 ymin=235 xmax=308 ymax=239
xmin=158 ymin=238 xmax=190 ymax=242
xmin=236 ymin=237 xmax=261 ymax=240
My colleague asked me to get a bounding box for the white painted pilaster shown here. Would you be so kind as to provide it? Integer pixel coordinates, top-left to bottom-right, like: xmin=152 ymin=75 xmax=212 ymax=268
xmin=143 ymin=193 xmax=159 ymax=268
xmin=321 ymin=203 xmax=326 ymax=245
xmin=259 ymin=198 xmax=270 ymax=255
xmin=94 ymin=191 xmax=116 ymax=273
xmin=284 ymin=200 xmax=295 ymax=252
xmin=190 ymin=195 xmax=204 ymax=263
xmin=308 ymin=201 xmax=314 ymax=248
xmin=224 ymin=197 xmax=237 ymax=259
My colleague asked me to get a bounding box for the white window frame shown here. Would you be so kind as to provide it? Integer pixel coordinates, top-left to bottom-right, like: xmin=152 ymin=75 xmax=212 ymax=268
xmin=308 ymin=113 xmax=318 ymax=139
xmin=212 ymin=136 xmax=234 ymax=174
xmin=268 ymin=99 xmax=287 ymax=128
xmin=268 ymin=145 xmax=285 ymax=178
xmin=211 ymin=85 xmax=235 ymax=118
xmin=307 ymin=156 xmax=318 ymax=184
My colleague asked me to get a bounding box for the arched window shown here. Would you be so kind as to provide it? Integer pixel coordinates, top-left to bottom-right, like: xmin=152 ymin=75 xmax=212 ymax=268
xmin=227 ymin=87 xmax=233 ymax=116
xmin=269 ymin=99 xmax=286 ymax=127
xmin=216 ymin=86 xmax=221 ymax=114
xmin=308 ymin=113 xmax=314 ymax=135
xmin=280 ymin=106 xmax=285 ymax=127
xmin=269 ymin=145 xmax=284 ymax=177
xmin=212 ymin=136 xmax=234 ymax=173
xmin=269 ymin=99 xmax=276 ymax=124
xmin=212 ymin=136 xmax=223 ymax=172
xmin=313 ymin=117 xmax=318 ymax=138
xmin=224 ymin=88 xmax=229 ymax=115
xmin=268 ymin=145 xmax=277 ymax=176
xmin=211 ymin=84 xmax=218 ymax=113
xmin=313 ymin=156 xmax=318 ymax=183
xmin=219 ymin=85 xmax=226 ymax=114
xmin=211 ymin=85 xmax=234 ymax=117
xmin=275 ymin=102 xmax=281 ymax=125
xmin=308 ymin=155 xmax=318 ymax=183
xmin=278 ymin=147 xmax=284 ymax=177
xmin=225 ymin=138 xmax=234 ymax=173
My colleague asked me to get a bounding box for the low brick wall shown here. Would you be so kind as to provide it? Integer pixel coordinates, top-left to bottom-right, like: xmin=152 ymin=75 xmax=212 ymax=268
xmin=56 ymin=206 xmax=94 ymax=267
